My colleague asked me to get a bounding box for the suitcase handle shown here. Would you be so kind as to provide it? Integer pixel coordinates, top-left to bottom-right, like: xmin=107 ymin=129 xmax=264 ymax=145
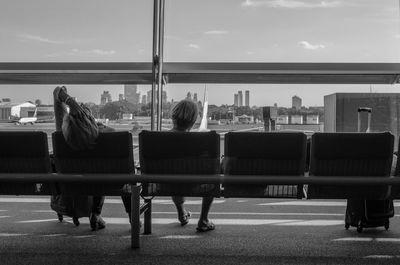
xmin=357 ymin=107 xmax=372 ymax=133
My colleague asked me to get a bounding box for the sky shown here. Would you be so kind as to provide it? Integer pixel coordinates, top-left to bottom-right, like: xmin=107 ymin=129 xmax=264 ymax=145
xmin=0 ymin=0 xmax=400 ymax=107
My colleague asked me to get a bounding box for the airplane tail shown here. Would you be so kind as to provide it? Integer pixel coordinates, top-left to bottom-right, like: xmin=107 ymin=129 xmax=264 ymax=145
xmin=198 ymin=86 xmax=209 ymax=132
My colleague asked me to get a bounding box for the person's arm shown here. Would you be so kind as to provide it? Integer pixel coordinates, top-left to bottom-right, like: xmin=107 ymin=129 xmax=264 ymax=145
xmin=53 ymin=86 xmax=68 ymax=131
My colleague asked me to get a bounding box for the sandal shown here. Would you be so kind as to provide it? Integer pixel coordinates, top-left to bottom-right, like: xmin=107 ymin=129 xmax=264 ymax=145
xmin=196 ymin=221 xmax=215 ymax=232
xmin=178 ymin=211 xmax=191 ymax=226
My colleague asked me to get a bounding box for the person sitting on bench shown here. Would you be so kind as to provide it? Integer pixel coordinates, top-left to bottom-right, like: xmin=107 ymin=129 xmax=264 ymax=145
xmin=169 ymin=99 xmax=215 ymax=232
xmin=53 ymin=86 xmax=131 ymax=230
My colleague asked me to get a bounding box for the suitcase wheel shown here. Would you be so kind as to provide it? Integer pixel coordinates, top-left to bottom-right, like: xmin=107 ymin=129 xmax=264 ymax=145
xmin=73 ymin=217 xmax=80 ymax=226
xmin=385 ymin=220 xmax=389 ymax=231
xmin=356 ymin=221 xmax=363 ymax=233
xmin=57 ymin=213 xmax=63 ymax=222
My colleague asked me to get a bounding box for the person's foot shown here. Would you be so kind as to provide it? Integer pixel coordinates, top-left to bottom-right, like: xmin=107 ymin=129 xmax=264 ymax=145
xmin=178 ymin=211 xmax=191 ymax=226
xmin=196 ymin=220 xmax=215 ymax=232
xmin=89 ymin=213 xmax=106 ymax=231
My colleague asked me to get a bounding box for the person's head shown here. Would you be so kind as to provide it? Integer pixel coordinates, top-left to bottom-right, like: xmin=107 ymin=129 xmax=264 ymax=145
xmin=171 ymin=99 xmax=198 ymax=131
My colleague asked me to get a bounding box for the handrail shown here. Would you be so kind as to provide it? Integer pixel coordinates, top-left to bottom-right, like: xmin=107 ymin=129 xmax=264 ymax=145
xmin=1 ymin=62 xmax=400 ymax=84
xmin=0 ymin=173 xmax=399 ymax=186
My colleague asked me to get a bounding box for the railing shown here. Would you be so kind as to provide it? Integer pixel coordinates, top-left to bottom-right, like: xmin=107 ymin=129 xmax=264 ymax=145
xmin=1 ymin=62 xmax=400 ymax=85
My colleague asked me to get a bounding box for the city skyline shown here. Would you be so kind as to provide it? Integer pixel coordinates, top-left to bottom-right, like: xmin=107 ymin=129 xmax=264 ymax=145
xmin=1 ymin=83 xmax=400 ymax=108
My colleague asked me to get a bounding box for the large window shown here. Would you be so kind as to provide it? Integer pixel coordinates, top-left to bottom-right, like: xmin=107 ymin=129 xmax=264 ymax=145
xmin=164 ymin=0 xmax=400 ymax=62
xmin=0 ymin=0 xmax=153 ymax=62
xmin=1 ymin=1 xmax=400 ymax=142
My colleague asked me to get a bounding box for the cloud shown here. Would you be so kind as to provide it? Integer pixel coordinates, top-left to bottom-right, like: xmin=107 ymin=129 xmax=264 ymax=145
xmin=47 ymin=49 xmax=116 ymax=58
xmin=87 ymin=49 xmax=116 ymax=56
xmin=394 ymin=34 xmax=400 ymax=39
xmin=204 ymin=30 xmax=228 ymax=35
xmin=17 ymin=33 xmax=63 ymax=44
xmin=242 ymin=0 xmax=343 ymax=8
xmin=187 ymin=44 xmax=200 ymax=49
xmin=298 ymin=41 xmax=325 ymax=50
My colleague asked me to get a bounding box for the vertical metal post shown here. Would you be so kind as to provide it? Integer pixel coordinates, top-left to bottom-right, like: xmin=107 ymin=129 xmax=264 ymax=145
xmin=144 ymin=199 xmax=152 ymax=234
xmin=151 ymin=0 xmax=160 ymax=131
xmin=156 ymin=0 xmax=165 ymax=131
xmin=130 ymin=184 xmax=141 ymax=249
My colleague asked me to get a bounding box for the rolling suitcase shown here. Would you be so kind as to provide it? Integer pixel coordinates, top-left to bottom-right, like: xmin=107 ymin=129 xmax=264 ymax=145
xmin=50 ymin=195 xmax=92 ymax=226
xmin=344 ymin=107 xmax=395 ymax=233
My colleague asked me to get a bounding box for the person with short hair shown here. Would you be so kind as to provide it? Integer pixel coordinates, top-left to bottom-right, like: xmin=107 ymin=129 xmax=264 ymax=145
xmin=170 ymin=99 xmax=215 ymax=232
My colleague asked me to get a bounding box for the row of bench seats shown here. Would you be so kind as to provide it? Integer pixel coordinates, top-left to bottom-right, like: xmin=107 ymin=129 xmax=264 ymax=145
xmin=0 ymin=130 xmax=396 ymax=200
xmin=0 ymin=130 xmax=397 ymax=249
xmin=139 ymin=130 xmax=396 ymax=200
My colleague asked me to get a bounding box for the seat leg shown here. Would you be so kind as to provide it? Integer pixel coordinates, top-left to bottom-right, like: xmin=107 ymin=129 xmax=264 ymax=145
xmin=131 ymin=184 xmax=140 ymax=249
xmin=144 ymin=199 xmax=152 ymax=234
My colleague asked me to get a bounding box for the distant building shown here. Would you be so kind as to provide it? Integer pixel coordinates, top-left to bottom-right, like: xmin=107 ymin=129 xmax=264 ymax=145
xmin=234 ymin=94 xmax=238 ymax=106
xmin=292 ymin=95 xmax=302 ymax=110
xmin=142 ymin=95 xmax=147 ymax=105
xmin=124 ymin=85 xmax=140 ymax=105
xmin=147 ymin=90 xmax=152 ymax=104
xmin=118 ymin=94 xmax=124 ymax=101
xmin=291 ymin=115 xmax=303 ymax=124
xmin=36 ymin=105 xmax=54 ymax=121
xmin=234 ymin=114 xmax=254 ymax=124
xmin=245 ymin=90 xmax=250 ymax=107
xmin=238 ymin=91 xmax=243 ymax=107
xmin=277 ymin=115 xmax=289 ymax=124
xmin=0 ymin=102 xmax=36 ymax=121
xmin=2 ymin=98 xmax=11 ymax=103
xmin=100 ymin=91 xmax=112 ymax=105
xmin=193 ymin=93 xmax=198 ymax=102
xmin=122 ymin=113 xmax=133 ymax=120
xmin=162 ymin=90 xmax=167 ymax=103
xmin=306 ymin=115 xmax=319 ymax=124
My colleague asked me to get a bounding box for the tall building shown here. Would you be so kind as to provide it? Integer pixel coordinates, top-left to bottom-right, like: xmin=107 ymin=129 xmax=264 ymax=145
xmin=162 ymin=90 xmax=167 ymax=103
xmin=234 ymin=94 xmax=238 ymax=106
xmin=292 ymin=95 xmax=302 ymax=110
xmin=100 ymin=91 xmax=112 ymax=105
xmin=147 ymin=90 xmax=152 ymax=104
xmin=245 ymin=90 xmax=250 ymax=107
xmin=142 ymin=95 xmax=147 ymax=105
xmin=124 ymin=84 xmax=140 ymax=105
xmin=238 ymin=91 xmax=243 ymax=107
xmin=193 ymin=93 xmax=198 ymax=102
